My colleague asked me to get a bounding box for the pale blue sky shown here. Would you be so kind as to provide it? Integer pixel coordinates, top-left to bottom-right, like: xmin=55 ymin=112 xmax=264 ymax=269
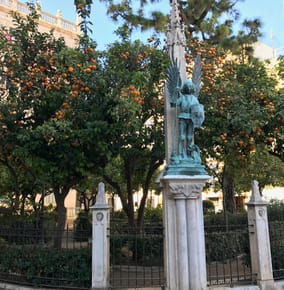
xmin=38 ymin=0 xmax=284 ymax=53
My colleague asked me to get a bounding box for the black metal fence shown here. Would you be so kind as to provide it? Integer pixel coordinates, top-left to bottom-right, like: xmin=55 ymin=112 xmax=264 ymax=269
xmin=110 ymin=219 xmax=165 ymax=288
xmin=109 ymin=220 xmax=255 ymax=288
xmin=0 ymin=221 xmax=92 ymax=289
xmin=269 ymin=221 xmax=284 ymax=280
xmin=0 ymin=218 xmax=259 ymax=289
xmin=205 ymin=224 xmax=255 ymax=287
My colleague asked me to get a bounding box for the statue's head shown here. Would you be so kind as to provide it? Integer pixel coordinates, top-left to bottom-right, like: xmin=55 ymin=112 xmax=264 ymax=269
xmin=181 ymin=79 xmax=195 ymax=94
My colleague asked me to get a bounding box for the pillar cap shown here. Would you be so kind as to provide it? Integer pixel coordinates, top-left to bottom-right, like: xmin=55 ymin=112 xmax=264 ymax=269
xmin=246 ymin=180 xmax=268 ymax=206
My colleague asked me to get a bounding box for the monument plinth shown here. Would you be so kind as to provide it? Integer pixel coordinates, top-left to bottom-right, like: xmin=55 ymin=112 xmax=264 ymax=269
xmin=161 ymin=175 xmax=209 ymax=290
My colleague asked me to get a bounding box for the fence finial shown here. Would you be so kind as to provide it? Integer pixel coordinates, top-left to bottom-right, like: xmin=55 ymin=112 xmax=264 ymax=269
xmin=96 ymin=182 xmax=106 ymax=205
xmin=250 ymin=180 xmax=262 ymax=202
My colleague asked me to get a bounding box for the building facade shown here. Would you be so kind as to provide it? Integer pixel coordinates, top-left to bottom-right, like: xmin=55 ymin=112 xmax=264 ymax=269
xmin=0 ymin=0 xmax=80 ymax=47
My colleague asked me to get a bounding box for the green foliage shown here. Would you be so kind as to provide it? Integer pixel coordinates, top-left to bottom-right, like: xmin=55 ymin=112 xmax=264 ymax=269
xmin=268 ymin=200 xmax=284 ymax=222
xmin=197 ymin=53 xmax=283 ymax=212
xmin=74 ymin=0 xmax=93 ymax=37
xmin=144 ymin=206 xmax=163 ymax=222
xmin=0 ymin=207 xmax=56 ymax=226
xmin=100 ymin=0 xmax=168 ymax=34
xmin=100 ymin=39 xmax=169 ymax=226
xmin=100 ymin=0 xmax=262 ymax=59
xmin=74 ymin=211 xmax=92 ymax=242
xmin=269 ymin=221 xmax=284 ymax=274
xmin=204 ymin=211 xmax=248 ymax=227
xmin=0 ymin=246 xmax=91 ymax=288
xmin=112 ymin=210 xmax=128 ymax=220
xmin=111 ymin=230 xmax=163 ymax=266
xmin=0 ymin=3 xmax=120 ymax=244
xmin=205 ymin=229 xmax=249 ymax=263
xmin=268 ymin=203 xmax=284 ymax=274
xmin=203 ymin=200 xmax=215 ymax=216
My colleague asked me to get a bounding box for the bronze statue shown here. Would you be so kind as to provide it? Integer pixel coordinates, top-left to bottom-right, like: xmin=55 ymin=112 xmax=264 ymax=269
xmin=164 ymin=55 xmax=207 ymax=175
xmin=166 ymin=56 xmax=204 ymax=162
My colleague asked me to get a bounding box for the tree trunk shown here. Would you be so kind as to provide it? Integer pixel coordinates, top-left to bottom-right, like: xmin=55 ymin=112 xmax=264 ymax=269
xmin=222 ymin=166 xmax=236 ymax=214
xmin=137 ymin=159 xmax=164 ymax=229
xmin=125 ymin=159 xmax=135 ymax=227
xmin=54 ymin=186 xmax=68 ymax=249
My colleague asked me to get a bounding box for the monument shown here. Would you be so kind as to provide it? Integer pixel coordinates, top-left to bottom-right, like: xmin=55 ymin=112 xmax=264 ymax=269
xmin=165 ymin=56 xmax=207 ymax=176
xmin=160 ymin=0 xmax=210 ymax=289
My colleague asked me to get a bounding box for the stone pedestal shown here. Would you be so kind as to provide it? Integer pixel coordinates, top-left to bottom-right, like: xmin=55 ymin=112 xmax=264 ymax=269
xmin=161 ymin=174 xmax=210 ymax=290
xmin=90 ymin=182 xmax=111 ymax=290
xmin=246 ymin=181 xmax=276 ymax=290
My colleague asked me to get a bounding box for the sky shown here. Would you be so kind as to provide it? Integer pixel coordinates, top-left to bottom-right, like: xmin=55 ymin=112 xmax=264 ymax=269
xmin=37 ymin=0 xmax=284 ymax=54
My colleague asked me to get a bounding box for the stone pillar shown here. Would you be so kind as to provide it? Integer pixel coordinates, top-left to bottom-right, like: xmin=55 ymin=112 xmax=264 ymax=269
xmin=90 ymin=182 xmax=111 ymax=290
xmin=246 ymin=180 xmax=275 ymax=290
xmin=161 ymin=174 xmax=210 ymax=290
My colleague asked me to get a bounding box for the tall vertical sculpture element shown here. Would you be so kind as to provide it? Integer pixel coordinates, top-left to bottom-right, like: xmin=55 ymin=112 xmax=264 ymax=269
xmin=161 ymin=1 xmax=210 ymax=289
xmin=164 ymin=0 xmax=206 ymax=176
xmin=164 ymin=0 xmax=186 ymax=163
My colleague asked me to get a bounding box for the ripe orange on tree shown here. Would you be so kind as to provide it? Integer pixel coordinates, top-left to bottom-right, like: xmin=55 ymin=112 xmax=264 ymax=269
xmin=68 ymin=66 xmax=74 ymax=73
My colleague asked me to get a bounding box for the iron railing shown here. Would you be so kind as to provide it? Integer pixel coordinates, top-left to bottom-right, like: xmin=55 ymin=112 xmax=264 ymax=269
xmin=110 ymin=219 xmax=165 ymax=288
xmin=0 ymin=221 xmax=91 ymax=289
xmin=0 ymin=219 xmax=258 ymax=289
xmin=205 ymin=224 xmax=255 ymax=287
xmin=269 ymin=221 xmax=284 ymax=280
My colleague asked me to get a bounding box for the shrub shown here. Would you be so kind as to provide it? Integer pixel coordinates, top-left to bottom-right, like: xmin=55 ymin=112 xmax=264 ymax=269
xmin=111 ymin=209 xmax=128 ymax=219
xmin=110 ymin=233 xmax=163 ymax=267
xmin=204 ymin=211 xmax=247 ymax=227
xmin=205 ymin=229 xmax=249 ymax=263
xmin=0 ymin=246 xmax=91 ymax=288
xmin=74 ymin=211 xmax=92 ymax=242
xmin=203 ymin=200 xmax=215 ymax=215
xmin=144 ymin=206 xmax=163 ymax=222
xmin=268 ymin=200 xmax=284 ymax=222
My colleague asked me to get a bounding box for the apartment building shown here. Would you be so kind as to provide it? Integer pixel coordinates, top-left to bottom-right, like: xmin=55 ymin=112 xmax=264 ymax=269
xmin=0 ymin=0 xmax=80 ymax=47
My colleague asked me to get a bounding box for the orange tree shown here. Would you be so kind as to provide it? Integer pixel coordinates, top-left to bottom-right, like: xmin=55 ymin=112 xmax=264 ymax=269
xmin=188 ymin=40 xmax=283 ymax=212
xmin=74 ymin=0 xmax=169 ymax=227
xmin=0 ymin=5 xmax=119 ymax=246
xmin=99 ymin=36 xmax=168 ymax=228
xmin=96 ymin=0 xmax=267 ymax=214
xmin=268 ymin=56 xmax=284 ymax=162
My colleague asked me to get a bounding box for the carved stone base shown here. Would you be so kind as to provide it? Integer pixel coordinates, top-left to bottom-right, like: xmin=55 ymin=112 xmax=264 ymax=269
xmin=161 ymin=174 xmax=210 ymax=290
xmin=162 ymin=175 xmax=210 ymax=199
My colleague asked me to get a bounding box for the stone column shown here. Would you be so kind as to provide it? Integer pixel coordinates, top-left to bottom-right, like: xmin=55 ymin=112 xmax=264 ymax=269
xmin=90 ymin=182 xmax=111 ymax=290
xmin=161 ymin=174 xmax=210 ymax=290
xmin=246 ymin=180 xmax=276 ymax=290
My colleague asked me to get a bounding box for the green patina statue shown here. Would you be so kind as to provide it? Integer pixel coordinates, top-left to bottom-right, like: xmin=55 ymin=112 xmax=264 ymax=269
xmin=165 ymin=56 xmax=207 ymax=176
